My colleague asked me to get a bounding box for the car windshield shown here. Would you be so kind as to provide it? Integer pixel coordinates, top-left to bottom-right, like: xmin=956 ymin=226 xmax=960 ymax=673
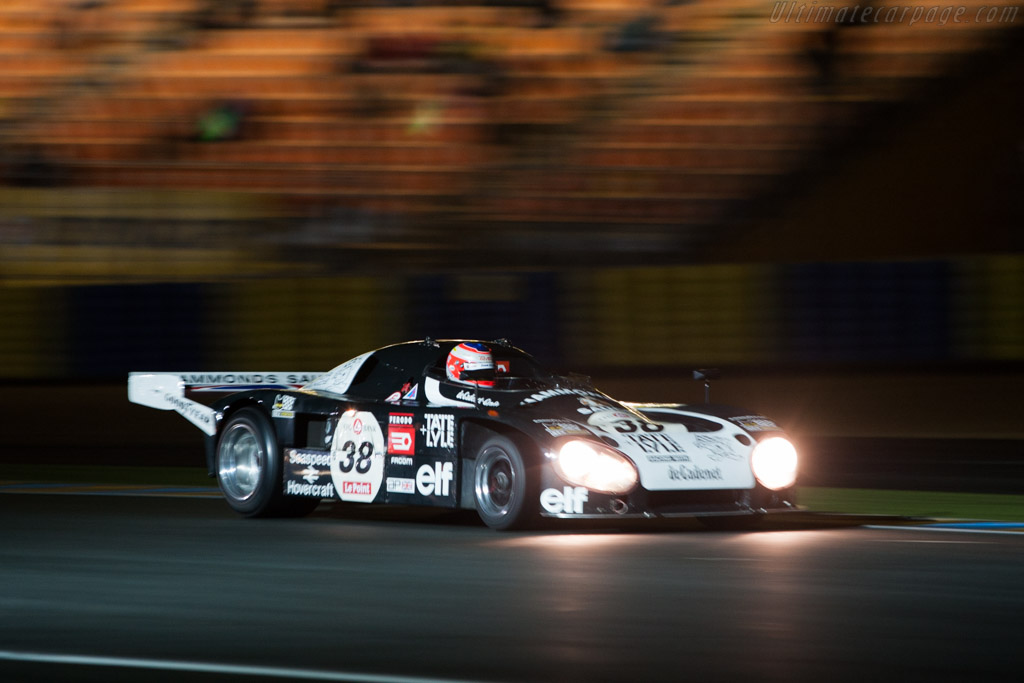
xmin=426 ymin=343 xmax=577 ymax=392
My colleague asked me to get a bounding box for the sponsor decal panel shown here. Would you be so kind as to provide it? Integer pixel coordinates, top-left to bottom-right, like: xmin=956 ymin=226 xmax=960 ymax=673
xmin=540 ymin=487 xmax=589 ymax=515
xmin=285 ymin=480 xmax=335 ymax=498
xmin=456 ymin=390 xmax=499 ymax=407
xmin=421 ymin=414 xmax=455 ymax=449
xmin=288 ymin=449 xmax=332 ymax=468
xmin=729 ymin=415 xmax=779 ymax=432
xmin=416 ymin=462 xmax=454 ymax=497
xmin=387 ymin=413 xmax=416 ymax=455
xmin=272 ymin=393 xmax=297 ymax=419
xmin=183 ymin=372 xmax=321 ymax=390
xmin=330 ymin=410 xmax=385 ymax=503
xmin=693 ymin=434 xmax=743 ymax=462
xmin=667 ymin=464 xmax=724 ymax=482
xmin=286 ymin=449 xmax=332 ymax=488
xmin=609 ymin=423 xmax=755 ymax=490
xmin=387 ymin=477 xmax=416 ymax=494
xmin=645 ymin=454 xmax=691 ymax=463
xmin=342 ymin=481 xmax=372 ymax=496
xmin=163 ymin=393 xmax=215 ymax=431
xmin=622 ymin=431 xmax=684 ymax=455
xmin=533 ymin=419 xmax=590 ymax=438
xmin=520 ymin=387 xmax=604 ymax=406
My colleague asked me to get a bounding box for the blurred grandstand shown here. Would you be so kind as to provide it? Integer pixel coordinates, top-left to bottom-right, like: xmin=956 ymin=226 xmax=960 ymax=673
xmin=0 ymin=0 xmax=1020 ymax=279
xmin=0 ymin=1 xmax=1022 ymax=389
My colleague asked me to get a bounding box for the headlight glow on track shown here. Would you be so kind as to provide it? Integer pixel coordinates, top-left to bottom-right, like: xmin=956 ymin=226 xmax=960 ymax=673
xmin=750 ymin=436 xmax=798 ymax=490
xmin=554 ymin=440 xmax=638 ymax=494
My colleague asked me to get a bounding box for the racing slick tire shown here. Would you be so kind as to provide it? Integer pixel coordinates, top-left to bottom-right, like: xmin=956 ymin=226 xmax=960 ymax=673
xmin=472 ymin=434 xmax=536 ymax=531
xmin=215 ymin=407 xmax=319 ymax=518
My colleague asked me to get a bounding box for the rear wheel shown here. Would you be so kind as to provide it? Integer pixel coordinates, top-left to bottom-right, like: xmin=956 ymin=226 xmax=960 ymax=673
xmin=473 ymin=434 xmax=535 ymax=530
xmin=216 ymin=408 xmax=318 ymax=518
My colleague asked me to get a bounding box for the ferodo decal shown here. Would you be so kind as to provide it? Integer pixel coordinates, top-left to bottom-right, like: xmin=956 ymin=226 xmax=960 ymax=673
xmin=330 ymin=410 xmax=385 ymax=503
xmin=387 ymin=413 xmax=416 ymax=455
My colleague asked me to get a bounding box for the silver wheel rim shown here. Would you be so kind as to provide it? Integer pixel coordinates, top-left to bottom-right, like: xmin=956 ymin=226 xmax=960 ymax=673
xmin=218 ymin=422 xmax=264 ymax=502
xmin=475 ymin=447 xmax=516 ymax=520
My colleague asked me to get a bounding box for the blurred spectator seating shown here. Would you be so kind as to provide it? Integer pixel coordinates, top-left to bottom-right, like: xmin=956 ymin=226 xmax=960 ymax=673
xmin=1 ymin=0 xmax=1021 ymax=273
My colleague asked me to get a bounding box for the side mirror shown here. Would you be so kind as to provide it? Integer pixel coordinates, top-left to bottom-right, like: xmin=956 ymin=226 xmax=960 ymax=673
xmin=692 ymin=369 xmax=720 ymax=382
xmin=692 ymin=368 xmax=720 ymax=403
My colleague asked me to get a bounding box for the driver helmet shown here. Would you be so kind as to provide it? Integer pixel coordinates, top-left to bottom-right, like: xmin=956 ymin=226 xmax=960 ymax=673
xmin=446 ymin=342 xmax=495 ymax=388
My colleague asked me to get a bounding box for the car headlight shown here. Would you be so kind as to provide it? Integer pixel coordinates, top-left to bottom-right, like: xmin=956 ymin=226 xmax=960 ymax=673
xmin=750 ymin=437 xmax=798 ymax=490
xmin=554 ymin=440 xmax=638 ymax=494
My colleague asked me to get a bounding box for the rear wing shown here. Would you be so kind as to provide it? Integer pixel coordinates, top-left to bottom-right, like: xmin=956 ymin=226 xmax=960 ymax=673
xmin=127 ymin=371 xmax=323 ymax=436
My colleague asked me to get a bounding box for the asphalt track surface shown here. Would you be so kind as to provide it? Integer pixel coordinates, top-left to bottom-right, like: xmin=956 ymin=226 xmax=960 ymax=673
xmin=2 ymin=494 xmax=1023 ymax=683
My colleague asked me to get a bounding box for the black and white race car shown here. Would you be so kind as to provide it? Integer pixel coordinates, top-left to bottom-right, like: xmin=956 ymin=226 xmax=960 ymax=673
xmin=128 ymin=339 xmax=798 ymax=530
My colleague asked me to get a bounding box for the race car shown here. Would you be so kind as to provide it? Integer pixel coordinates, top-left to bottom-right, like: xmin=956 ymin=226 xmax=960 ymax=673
xmin=128 ymin=339 xmax=798 ymax=530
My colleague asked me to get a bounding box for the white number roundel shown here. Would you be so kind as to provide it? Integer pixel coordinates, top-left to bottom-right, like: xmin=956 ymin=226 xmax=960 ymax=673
xmin=330 ymin=411 xmax=384 ymax=503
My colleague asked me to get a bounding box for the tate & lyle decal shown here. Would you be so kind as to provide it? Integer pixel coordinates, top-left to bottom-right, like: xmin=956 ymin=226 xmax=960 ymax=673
xmin=422 ymin=414 xmax=455 ymax=449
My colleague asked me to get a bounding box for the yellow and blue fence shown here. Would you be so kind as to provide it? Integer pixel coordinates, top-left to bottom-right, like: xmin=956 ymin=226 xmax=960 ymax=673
xmin=1 ymin=255 xmax=1022 ymax=379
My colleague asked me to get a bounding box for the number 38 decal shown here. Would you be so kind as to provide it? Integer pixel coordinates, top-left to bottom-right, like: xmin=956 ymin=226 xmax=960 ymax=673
xmin=330 ymin=411 xmax=384 ymax=502
xmin=336 ymin=440 xmax=374 ymax=474
xmin=611 ymin=419 xmax=664 ymax=434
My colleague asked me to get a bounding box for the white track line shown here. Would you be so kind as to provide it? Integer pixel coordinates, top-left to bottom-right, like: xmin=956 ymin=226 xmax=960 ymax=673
xmin=0 ymin=650 xmax=493 ymax=683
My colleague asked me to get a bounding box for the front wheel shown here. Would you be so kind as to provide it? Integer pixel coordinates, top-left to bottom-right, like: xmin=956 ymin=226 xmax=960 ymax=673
xmin=216 ymin=407 xmax=318 ymax=518
xmin=473 ymin=434 xmax=535 ymax=531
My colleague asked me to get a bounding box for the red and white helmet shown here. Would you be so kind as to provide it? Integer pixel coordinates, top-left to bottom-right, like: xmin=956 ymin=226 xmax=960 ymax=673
xmin=445 ymin=342 xmax=495 ymax=387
